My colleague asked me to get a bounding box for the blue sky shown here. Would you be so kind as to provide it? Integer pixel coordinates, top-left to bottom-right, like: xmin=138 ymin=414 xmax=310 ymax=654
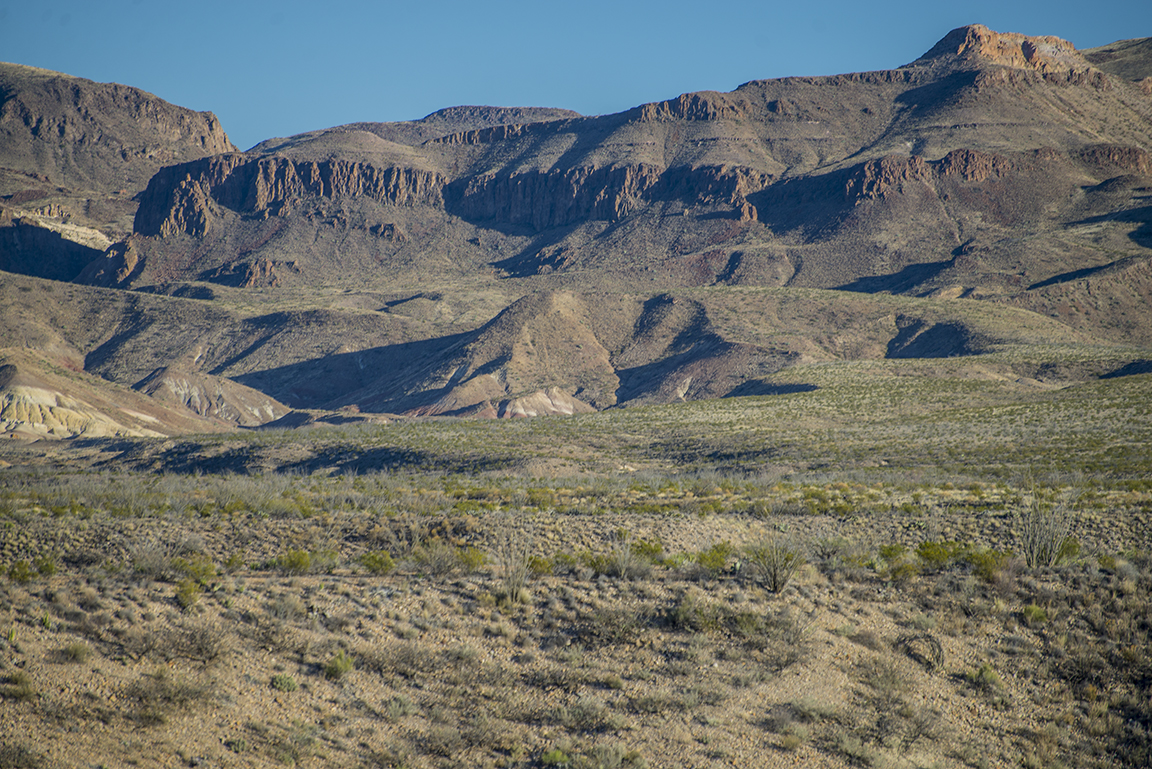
xmin=2 ymin=1 xmax=1148 ymax=151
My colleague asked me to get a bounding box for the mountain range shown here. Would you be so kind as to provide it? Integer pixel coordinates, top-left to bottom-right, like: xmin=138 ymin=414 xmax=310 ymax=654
xmin=1 ymin=24 xmax=1150 ymax=439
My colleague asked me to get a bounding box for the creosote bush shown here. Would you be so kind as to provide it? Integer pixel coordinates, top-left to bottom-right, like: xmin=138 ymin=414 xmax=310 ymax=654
xmin=175 ymin=578 xmax=202 ymax=610
xmin=7 ymin=560 xmax=35 ymax=584
xmin=692 ymin=541 xmax=735 ymax=579
xmin=270 ymin=673 xmax=298 ymax=692
xmin=324 ymin=650 xmax=355 ymax=680
xmin=359 ymin=551 xmax=395 ymax=575
xmin=277 ymin=549 xmax=312 ymax=575
xmin=541 ymin=747 xmax=571 ymax=766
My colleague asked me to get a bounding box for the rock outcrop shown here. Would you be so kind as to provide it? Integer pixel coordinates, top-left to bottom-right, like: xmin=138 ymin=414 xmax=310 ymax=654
xmin=634 ymin=92 xmax=750 ymax=122
xmin=913 ymin=24 xmax=1089 ymax=74
xmin=75 ymin=238 xmax=143 ymax=288
xmin=0 ymin=62 xmax=234 ymax=194
xmin=470 ymin=388 xmax=596 ymax=419
xmin=450 ymin=162 xmax=769 ymax=231
xmin=134 ymin=154 xmax=445 ymax=237
xmin=1077 ymin=144 xmax=1152 ymax=174
xmin=842 ymin=147 xmax=1079 ymax=203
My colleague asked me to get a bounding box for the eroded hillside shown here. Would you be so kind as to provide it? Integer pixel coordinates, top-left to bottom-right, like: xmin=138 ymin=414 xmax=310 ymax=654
xmin=1 ymin=25 xmax=1151 ymax=435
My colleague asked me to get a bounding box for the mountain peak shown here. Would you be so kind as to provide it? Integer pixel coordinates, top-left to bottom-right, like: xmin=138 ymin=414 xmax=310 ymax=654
xmin=910 ymin=24 xmax=1087 ymax=72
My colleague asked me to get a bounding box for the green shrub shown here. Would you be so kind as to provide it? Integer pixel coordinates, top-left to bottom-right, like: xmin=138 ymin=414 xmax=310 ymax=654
xmin=890 ymin=561 xmax=922 ymax=583
xmin=879 ymin=544 xmax=908 ymax=562
xmin=278 ymin=550 xmax=312 ymax=575
xmin=33 ymin=556 xmax=57 ymax=578
xmin=1022 ymin=604 xmax=1048 ymax=627
xmin=541 ymin=748 xmax=571 ymax=767
xmin=553 ymin=552 xmax=580 ymax=574
xmin=527 ymin=555 xmax=554 ymax=576
xmin=964 ymin=548 xmax=1013 ymax=584
xmin=175 ymin=578 xmax=202 ymax=610
xmin=581 ymin=551 xmax=610 ymax=575
xmin=966 ymin=662 xmax=1002 ymax=692
xmin=457 ymin=545 xmax=487 ymax=573
xmin=695 ymin=541 xmax=735 ymax=577
xmin=270 ymin=674 xmax=298 ymax=692
xmin=324 ymin=650 xmax=354 ymax=680
xmin=359 ymin=551 xmax=395 ymax=575
xmin=916 ymin=540 xmax=968 ymax=571
xmin=7 ymin=560 xmax=35 ymax=584
xmin=631 ymin=537 xmax=665 ymax=563
xmin=172 ymin=555 xmax=216 ymax=585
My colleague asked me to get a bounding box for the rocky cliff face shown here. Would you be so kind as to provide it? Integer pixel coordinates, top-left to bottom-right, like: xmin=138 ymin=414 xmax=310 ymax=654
xmin=0 ymin=63 xmax=234 ymax=195
xmin=136 ymin=156 xmax=772 ymax=240
xmin=74 ymin=238 xmax=146 ymax=289
xmin=634 ymin=91 xmax=751 ymax=122
xmin=451 ymin=161 xmax=767 ymax=232
xmin=0 ymin=62 xmax=237 ymax=286
xmin=448 ymin=164 xmax=662 ymax=231
xmin=134 ymin=154 xmax=445 ymax=237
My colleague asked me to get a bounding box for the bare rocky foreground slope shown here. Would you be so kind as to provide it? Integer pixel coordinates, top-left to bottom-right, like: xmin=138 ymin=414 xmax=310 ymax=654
xmin=1 ymin=24 xmax=1152 ymax=436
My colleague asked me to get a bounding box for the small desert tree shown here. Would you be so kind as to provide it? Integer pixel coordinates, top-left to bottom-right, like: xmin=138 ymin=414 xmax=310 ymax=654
xmin=744 ymin=536 xmax=806 ymax=593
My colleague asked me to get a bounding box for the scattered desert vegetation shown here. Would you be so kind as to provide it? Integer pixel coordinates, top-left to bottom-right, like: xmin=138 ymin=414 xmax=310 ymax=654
xmin=2 ymin=367 xmax=1151 ymax=768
